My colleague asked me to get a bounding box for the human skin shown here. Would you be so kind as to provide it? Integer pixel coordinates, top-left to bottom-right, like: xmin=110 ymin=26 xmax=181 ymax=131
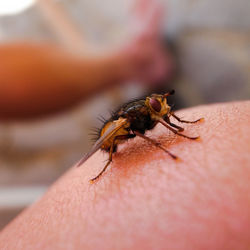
xmin=0 ymin=101 xmax=249 ymax=250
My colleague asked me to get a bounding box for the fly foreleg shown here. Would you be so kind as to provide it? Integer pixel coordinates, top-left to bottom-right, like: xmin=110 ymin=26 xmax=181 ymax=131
xmin=171 ymin=112 xmax=204 ymax=124
xmin=159 ymin=119 xmax=199 ymax=140
xmin=164 ymin=116 xmax=184 ymax=132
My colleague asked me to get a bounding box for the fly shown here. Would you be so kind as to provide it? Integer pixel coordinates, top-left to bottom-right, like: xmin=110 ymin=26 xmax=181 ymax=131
xmin=76 ymin=90 xmax=204 ymax=182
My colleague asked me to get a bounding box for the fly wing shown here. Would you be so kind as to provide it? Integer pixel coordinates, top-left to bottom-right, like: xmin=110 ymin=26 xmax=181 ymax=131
xmin=75 ymin=118 xmax=128 ymax=167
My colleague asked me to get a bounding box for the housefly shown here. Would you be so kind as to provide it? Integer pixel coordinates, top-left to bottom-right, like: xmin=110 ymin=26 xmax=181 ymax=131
xmin=76 ymin=90 xmax=203 ymax=182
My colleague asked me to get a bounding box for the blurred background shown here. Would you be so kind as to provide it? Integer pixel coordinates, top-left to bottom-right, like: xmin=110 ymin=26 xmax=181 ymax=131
xmin=0 ymin=0 xmax=249 ymax=230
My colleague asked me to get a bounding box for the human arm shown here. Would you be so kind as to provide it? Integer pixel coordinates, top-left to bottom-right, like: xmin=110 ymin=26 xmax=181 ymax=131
xmin=0 ymin=43 xmax=132 ymax=119
xmin=0 ymin=0 xmax=173 ymax=120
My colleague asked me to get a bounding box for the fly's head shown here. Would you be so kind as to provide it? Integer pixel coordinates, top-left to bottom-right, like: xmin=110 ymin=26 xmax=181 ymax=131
xmin=145 ymin=90 xmax=175 ymax=120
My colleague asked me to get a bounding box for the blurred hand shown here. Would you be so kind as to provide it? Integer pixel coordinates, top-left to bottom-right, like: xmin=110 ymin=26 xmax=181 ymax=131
xmin=123 ymin=0 xmax=174 ymax=84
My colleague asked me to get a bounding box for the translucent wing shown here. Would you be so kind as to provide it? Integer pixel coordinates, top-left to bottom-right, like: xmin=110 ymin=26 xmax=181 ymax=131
xmin=76 ymin=118 xmax=128 ymax=167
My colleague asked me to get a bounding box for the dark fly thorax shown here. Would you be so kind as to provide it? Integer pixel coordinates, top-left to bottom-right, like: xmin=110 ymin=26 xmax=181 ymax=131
xmin=118 ymin=100 xmax=156 ymax=134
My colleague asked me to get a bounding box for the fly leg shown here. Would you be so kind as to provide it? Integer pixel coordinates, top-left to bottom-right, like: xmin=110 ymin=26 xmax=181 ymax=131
xmin=90 ymin=134 xmax=135 ymax=182
xmin=159 ymin=119 xmax=199 ymax=140
xmin=164 ymin=116 xmax=184 ymax=131
xmin=134 ymin=131 xmax=178 ymax=160
xmin=90 ymin=146 xmax=113 ymax=182
xmin=171 ymin=112 xmax=204 ymax=124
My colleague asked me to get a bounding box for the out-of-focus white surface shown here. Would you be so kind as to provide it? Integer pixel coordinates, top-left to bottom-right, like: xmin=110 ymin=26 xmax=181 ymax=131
xmin=0 ymin=186 xmax=47 ymax=208
xmin=0 ymin=0 xmax=35 ymax=16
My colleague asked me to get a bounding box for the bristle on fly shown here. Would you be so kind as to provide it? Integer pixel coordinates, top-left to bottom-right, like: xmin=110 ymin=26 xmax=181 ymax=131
xmin=89 ymin=126 xmax=101 ymax=143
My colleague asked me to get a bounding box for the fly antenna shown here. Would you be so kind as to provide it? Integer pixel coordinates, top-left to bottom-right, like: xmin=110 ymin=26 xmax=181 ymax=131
xmin=163 ymin=90 xmax=175 ymax=98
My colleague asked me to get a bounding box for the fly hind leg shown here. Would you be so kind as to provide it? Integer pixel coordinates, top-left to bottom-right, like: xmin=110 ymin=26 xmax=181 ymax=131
xmin=90 ymin=150 xmax=113 ymax=182
xmin=90 ymin=134 xmax=135 ymax=182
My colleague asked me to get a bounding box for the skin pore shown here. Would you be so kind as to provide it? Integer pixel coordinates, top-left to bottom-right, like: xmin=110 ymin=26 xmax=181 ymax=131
xmin=0 ymin=101 xmax=249 ymax=250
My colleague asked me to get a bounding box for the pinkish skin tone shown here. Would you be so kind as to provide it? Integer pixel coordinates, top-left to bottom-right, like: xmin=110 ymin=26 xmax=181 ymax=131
xmin=0 ymin=101 xmax=250 ymax=250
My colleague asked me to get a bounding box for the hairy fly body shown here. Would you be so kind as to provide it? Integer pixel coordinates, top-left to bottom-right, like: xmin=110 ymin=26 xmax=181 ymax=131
xmin=77 ymin=90 xmax=203 ymax=182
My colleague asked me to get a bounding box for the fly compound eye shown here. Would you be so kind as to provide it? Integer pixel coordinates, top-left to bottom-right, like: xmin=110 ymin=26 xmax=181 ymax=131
xmin=149 ymin=98 xmax=161 ymax=112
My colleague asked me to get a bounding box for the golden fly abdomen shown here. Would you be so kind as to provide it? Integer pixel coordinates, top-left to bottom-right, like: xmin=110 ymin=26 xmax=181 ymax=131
xmin=100 ymin=120 xmax=130 ymax=151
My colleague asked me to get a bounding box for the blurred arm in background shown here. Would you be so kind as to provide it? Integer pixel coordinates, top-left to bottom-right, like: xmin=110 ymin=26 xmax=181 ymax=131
xmin=0 ymin=0 xmax=173 ymax=120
